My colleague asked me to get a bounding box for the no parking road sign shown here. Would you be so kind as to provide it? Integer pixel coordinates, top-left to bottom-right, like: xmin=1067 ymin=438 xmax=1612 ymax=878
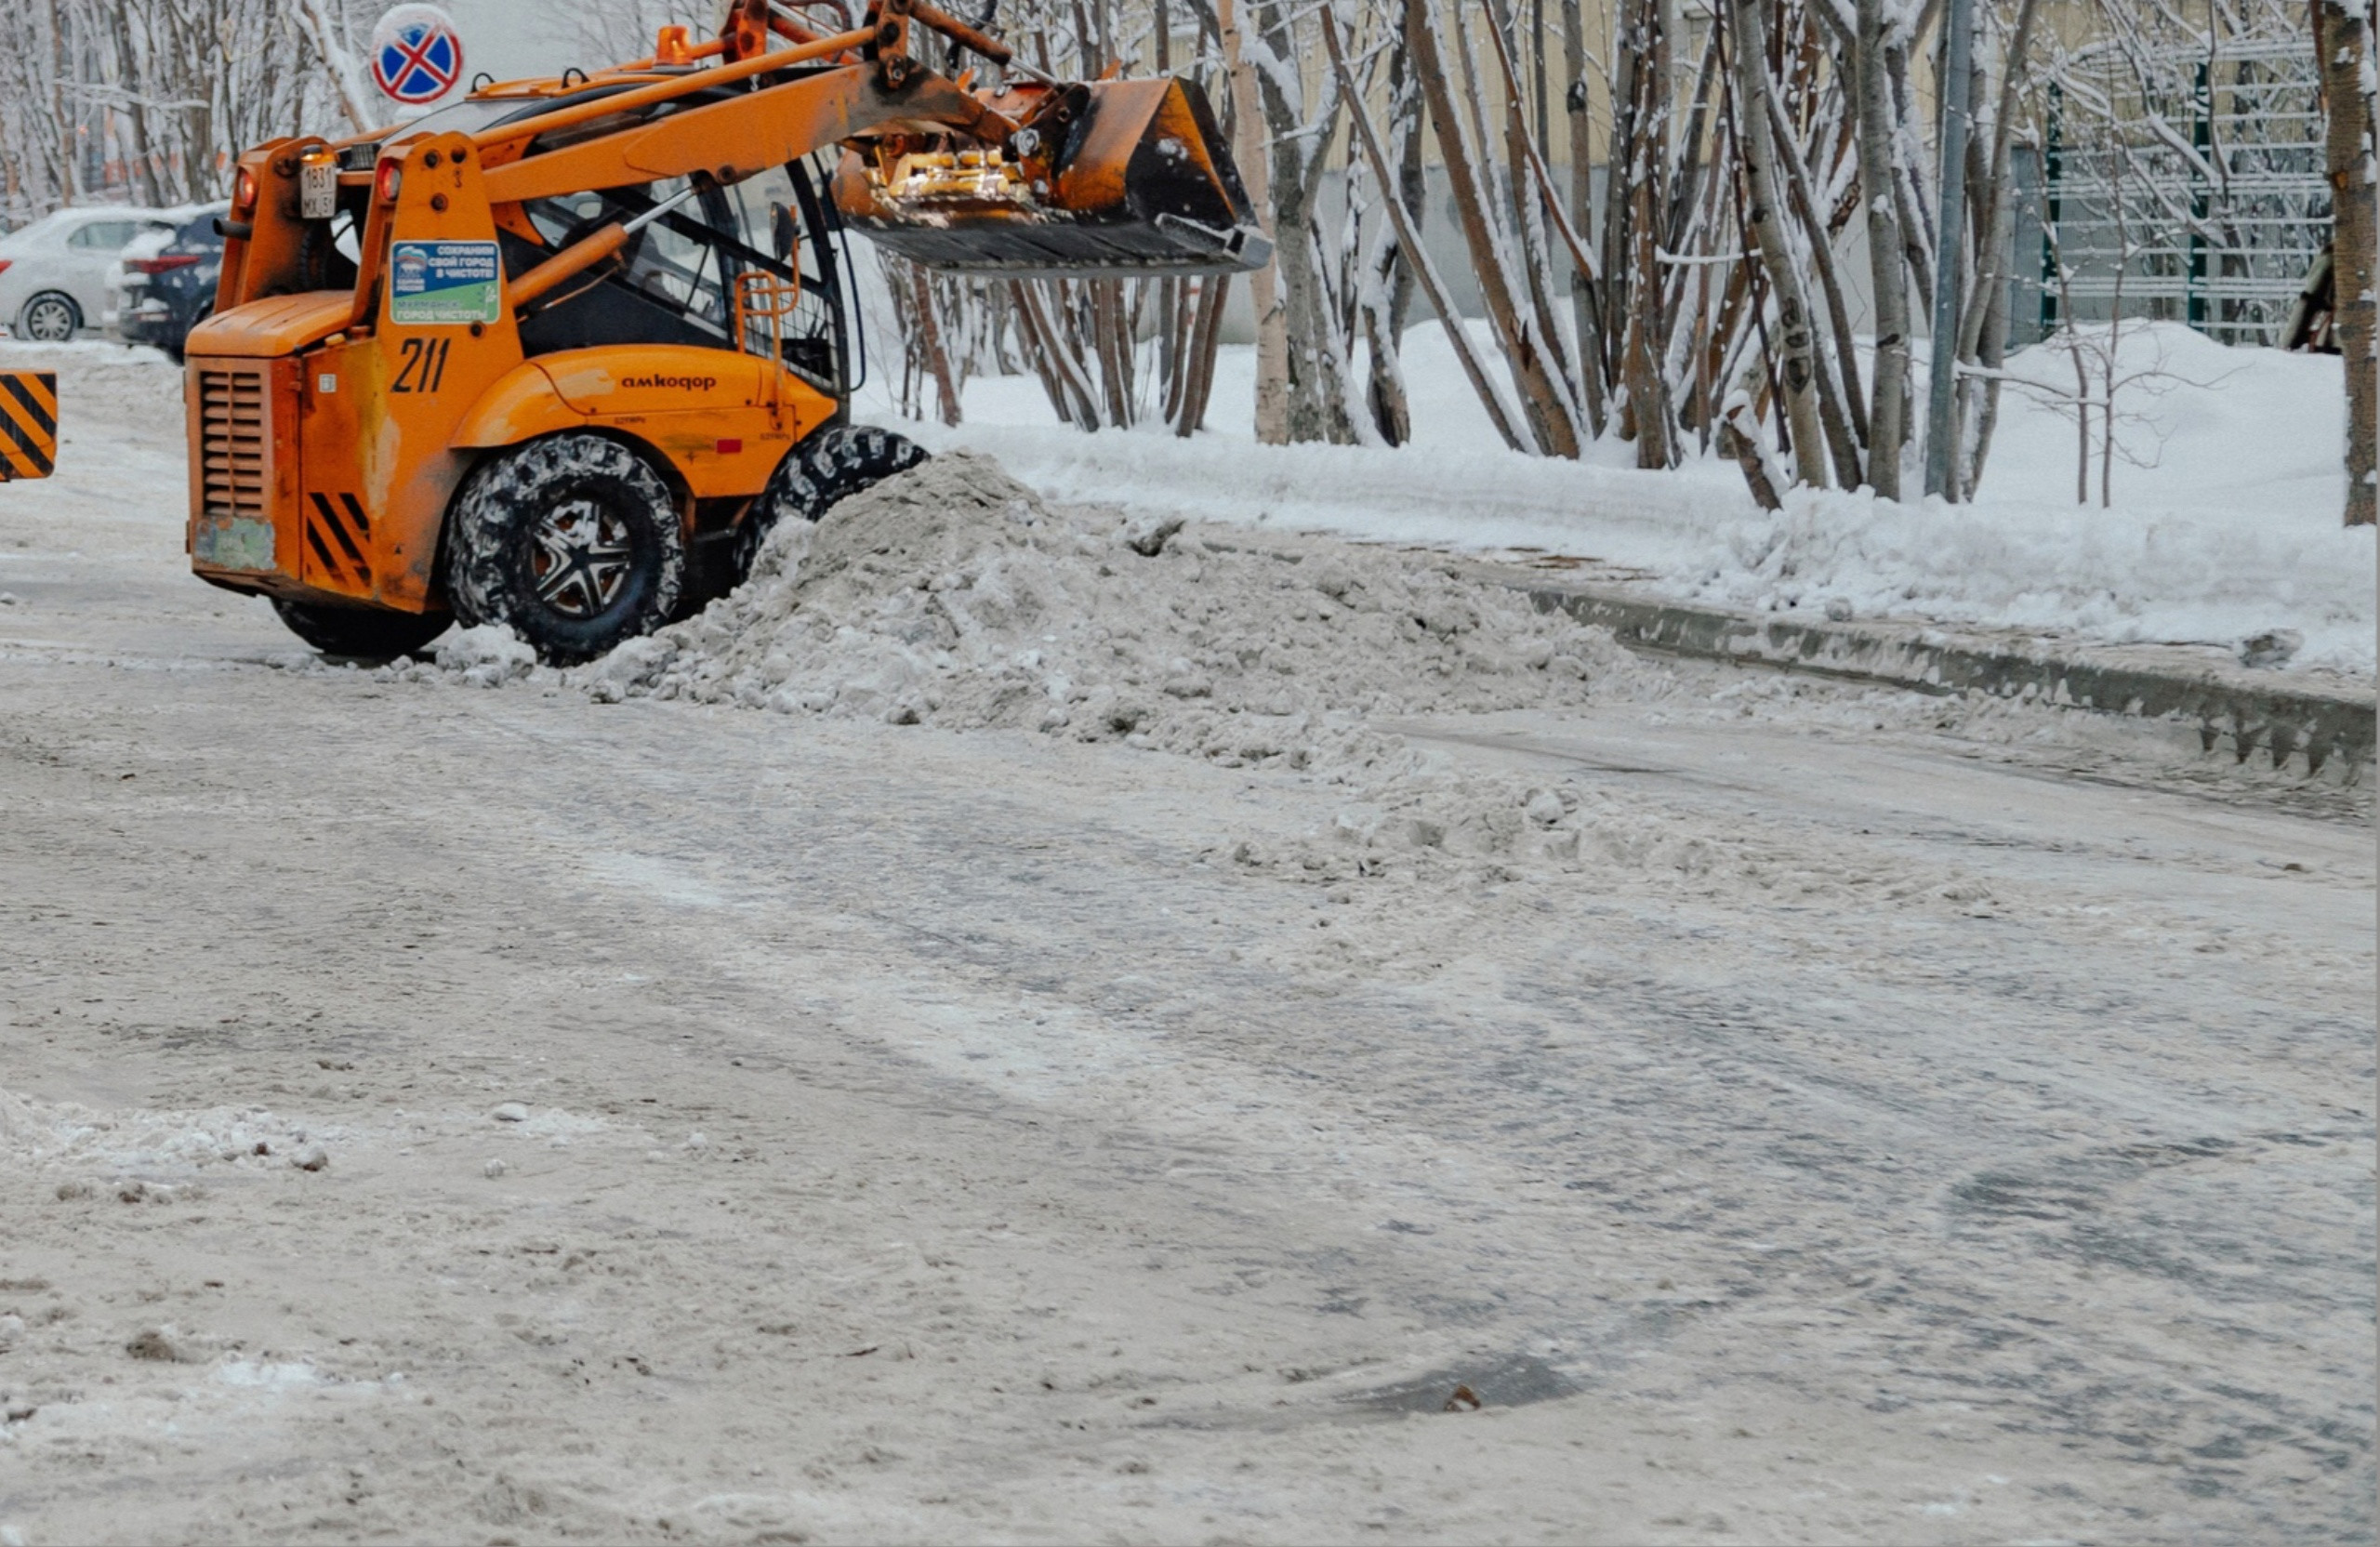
xmin=371 ymin=5 xmax=465 ymax=107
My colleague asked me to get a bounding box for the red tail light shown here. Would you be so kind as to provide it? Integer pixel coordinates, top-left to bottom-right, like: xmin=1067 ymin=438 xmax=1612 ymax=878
xmin=129 ymin=255 xmax=201 ymax=275
xmin=0 ymin=259 xmax=11 ymax=277
xmin=375 ymin=161 xmax=403 ymax=204
xmin=233 ymin=166 xmax=258 ymax=210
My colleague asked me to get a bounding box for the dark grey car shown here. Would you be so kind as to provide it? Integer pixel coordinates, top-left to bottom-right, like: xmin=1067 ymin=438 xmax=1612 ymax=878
xmin=115 ymin=205 xmax=227 ymax=362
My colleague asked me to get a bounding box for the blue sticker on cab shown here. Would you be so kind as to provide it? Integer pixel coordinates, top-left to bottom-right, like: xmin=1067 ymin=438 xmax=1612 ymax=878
xmin=389 ymin=241 xmax=500 ymax=324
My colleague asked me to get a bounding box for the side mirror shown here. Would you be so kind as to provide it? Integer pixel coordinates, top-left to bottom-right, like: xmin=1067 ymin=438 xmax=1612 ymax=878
xmin=770 ymin=203 xmax=798 ymax=261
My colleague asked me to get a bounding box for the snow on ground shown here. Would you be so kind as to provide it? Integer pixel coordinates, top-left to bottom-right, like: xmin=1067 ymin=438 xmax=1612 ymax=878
xmin=0 ymin=340 xmax=2372 ymax=1545
xmin=396 ymin=450 xmax=2351 ymax=915
xmin=863 ymin=321 xmax=2376 ymax=676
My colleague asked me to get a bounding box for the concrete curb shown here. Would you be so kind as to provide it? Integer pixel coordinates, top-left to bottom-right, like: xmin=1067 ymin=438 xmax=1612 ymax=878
xmin=1512 ymin=576 xmax=2374 ymax=781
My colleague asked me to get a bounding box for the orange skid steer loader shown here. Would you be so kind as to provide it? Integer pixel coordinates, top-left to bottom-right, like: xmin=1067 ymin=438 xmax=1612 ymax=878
xmin=186 ymin=0 xmax=1264 ymax=661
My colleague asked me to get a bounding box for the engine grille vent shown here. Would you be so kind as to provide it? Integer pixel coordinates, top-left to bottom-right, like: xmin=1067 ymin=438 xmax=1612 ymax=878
xmin=197 ymin=368 xmax=267 ymax=518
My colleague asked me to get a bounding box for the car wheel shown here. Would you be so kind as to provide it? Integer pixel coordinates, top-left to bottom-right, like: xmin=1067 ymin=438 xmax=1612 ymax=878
xmin=445 ymin=433 xmax=685 ymax=666
xmin=271 ymin=598 xmax=452 ymax=660
xmin=16 ymin=293 xmax=81 ymax=343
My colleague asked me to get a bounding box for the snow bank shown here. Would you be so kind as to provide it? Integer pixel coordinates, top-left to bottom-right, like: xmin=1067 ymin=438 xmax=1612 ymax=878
xmin=872 ymin=322 xmax=2374 ymax=675
xmin=574 ymin=451 xmax=1659 ymax=770
xmin=548 ymin=454 xmax=2017 ymax=910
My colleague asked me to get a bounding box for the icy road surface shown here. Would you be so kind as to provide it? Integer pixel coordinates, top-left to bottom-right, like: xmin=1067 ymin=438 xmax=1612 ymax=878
xmin=0 ymin=346 xmax=2371 ymax=1544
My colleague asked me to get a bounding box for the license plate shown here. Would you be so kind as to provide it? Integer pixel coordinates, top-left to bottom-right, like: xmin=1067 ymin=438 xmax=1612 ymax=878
xmin=300 ymin=156 xmax=337 ymax=220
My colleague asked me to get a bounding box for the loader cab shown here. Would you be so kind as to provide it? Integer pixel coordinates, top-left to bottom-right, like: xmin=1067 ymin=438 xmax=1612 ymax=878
xmin=503 ymin=158 xmax=853 ymax=396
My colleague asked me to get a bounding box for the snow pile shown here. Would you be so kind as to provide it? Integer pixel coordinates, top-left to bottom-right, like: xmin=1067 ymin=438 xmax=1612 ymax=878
xmin=429 ymin=624 xmax=536 ymax=686
xmin=576 ymin=451 xmax=1660 ymax=770
xmin=565 ymin=453 xmax=2024 ymax=912
xmin=881 ymin=322 xmax=2375 ymax=675
xmin=0 ymin=1082 xmax=323 ymax=1179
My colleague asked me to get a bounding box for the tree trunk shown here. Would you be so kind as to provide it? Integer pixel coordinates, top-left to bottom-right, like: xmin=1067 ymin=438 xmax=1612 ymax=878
xmin=1214 ymin=0 xmax=1288 ymax=444
xmin=1362 ymin=33 xmax=1425 ymax=444
xmin=1956 ymin=0 xmax=2039 ymax=497
xmin=1626 ymin=169 xmax=1674 ymax=467
xmin=1012 ymin=281 xmax=1102 ymax=428
xmin=1331 ymin=14 xmax=1532 ymax=453
xmin=1853 ymin=0 xmax=1910 ymax=498
xmin=1562 ymin=0 xmax=1595 ymax=377
xmin=1728 ymin=0 xmax=1830 ymax=487
xmin=1407 ymin=0 xmax=1582 ymax=456
xmin=1600 ymin=0 xmax=1645 ymax=356
xmin=907 ymin=264 xmax=963 ymax=427
xmin=1485 ymin=3 xmax=1606 ymax=432
xmin=1250 ymin=0 xmax=1360 ymax=444
xmin=1175 ymin=274 xmax=1231 ymax=437
xmin=2318 ymin=0 xmax=2377 ymax=525
xmin=1764 ymin=86 xmax=1865 ymax=484
xmin=1723 ymin=399 xmax=1788 ymax=509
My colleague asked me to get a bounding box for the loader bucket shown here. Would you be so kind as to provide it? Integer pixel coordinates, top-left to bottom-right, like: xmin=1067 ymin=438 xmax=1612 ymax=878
xmin=832 ymin=76 xmax=1272 ymax=278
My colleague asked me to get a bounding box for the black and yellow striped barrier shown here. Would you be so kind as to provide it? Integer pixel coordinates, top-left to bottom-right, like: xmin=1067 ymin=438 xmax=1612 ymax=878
xmin=0 ymin=371 xmax=58 ymax=480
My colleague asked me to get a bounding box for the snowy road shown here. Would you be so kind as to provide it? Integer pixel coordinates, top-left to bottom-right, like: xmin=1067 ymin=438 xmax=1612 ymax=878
xmin=0 ymin=348 xmax=2371 ymax=1544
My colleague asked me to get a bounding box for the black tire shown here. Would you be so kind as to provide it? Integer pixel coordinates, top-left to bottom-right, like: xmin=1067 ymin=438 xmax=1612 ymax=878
xmin=17 ymin=292 xmax=80 ymax=343
xmin=271 ymin=598 xmax=452 ymax=660
xmin=445 ymin=433 xmax=685 ymax=665
xmin=731 ymin=425 xmax=928 ymax=582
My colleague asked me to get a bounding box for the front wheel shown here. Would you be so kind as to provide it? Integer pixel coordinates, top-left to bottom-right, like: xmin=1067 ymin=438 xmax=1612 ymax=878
xmin=445 ymin=433 xmax=685 ymax=665
xmin=731 ymin=425 xmax=928 ymax=582
xmin=271 ymin=598 xmax=451 ymax=660
xmin=16 ymin=293 xmax=80 ymax=343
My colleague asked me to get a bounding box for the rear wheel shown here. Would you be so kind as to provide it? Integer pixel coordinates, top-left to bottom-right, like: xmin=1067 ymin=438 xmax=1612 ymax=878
xmin=446 ymin=433 xmax=684 ymax=665
xmin=17 ymin=293 xmax=80 ymax=343
xmin=731 ymin=425 xmax=928 ymax=582
xmin=271 ymin=598 xmax=451 ymax=660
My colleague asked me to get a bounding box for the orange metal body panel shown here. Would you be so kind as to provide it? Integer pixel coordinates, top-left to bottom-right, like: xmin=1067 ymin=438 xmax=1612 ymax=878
xmin=446 ymin=361 xmax=584 ymax=449
xmin=191 ymin=131 xmax=530 ymax=612
xmin=456 ymin=349 xmax=834 ymax=500
xmin=215 ymin=138 xmax=334 ymax=308
xmin=189 ymin=292 xmax=351 ymax=358
xmin=186 ymin=355 xmax=304 ymax=589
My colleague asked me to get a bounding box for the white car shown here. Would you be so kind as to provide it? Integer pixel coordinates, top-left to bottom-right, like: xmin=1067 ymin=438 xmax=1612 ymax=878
xmin=0 ymin=205 xmax=179 ymax=342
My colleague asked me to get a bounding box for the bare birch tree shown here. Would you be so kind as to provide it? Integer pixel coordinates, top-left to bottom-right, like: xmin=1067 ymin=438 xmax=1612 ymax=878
xmin=1726 ymin=0 xmax=1830 ymax=487
xmin=0 ymin=0 xmax=357 ymax=227
xmin=1212 ymin=0 xmax=1289 ymax=443
xmin=2315 ymin=0 xmax=2376 ymax=526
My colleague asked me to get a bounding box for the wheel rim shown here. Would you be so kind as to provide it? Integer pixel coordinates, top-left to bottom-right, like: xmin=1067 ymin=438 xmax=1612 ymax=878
xmin=529 ymin=496 xmax=635 ymax=619
xmin=24 ymin=298 xmax=73 ymax=341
